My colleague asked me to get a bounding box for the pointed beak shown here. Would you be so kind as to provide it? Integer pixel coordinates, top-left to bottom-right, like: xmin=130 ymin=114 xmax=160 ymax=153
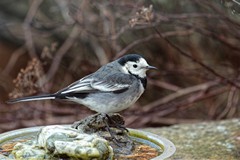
xmin=146 ymin=65 xmax=158 ymax=70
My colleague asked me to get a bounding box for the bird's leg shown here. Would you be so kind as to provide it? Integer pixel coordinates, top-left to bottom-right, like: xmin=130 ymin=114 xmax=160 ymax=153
xmin=101 ymin=114 xmax=124 ymax=147
xmin=103 ymin=120 xmax=121 ymax=146
xmin=105 ymin=114 xmax=129 ymax=133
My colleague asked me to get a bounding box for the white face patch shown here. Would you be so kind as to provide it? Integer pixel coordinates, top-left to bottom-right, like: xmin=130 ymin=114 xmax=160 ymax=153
xmin=122 ymin=58 xmax=150 ymax=78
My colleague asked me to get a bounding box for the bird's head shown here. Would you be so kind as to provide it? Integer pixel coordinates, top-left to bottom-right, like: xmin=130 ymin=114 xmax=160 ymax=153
xmin=118 ymin=54 xmax=157 ymax=78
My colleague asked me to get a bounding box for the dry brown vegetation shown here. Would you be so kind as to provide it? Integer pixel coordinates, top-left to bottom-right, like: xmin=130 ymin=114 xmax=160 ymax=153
xmin=0 ymin=0 xmax=239 ymax=133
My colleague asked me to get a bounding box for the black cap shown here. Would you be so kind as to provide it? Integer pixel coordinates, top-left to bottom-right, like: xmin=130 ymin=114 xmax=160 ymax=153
xmin=118 ymin=54 xmax=143 ymax=66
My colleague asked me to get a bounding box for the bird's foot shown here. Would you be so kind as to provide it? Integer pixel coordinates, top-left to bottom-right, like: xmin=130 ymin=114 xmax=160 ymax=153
xmin=102 ymin=113 xmax=129 ymax=147
xmin=103 ymin=123 xmax=124 ymax=147
xmin=105 ymin=114 xmax=129 ymax=133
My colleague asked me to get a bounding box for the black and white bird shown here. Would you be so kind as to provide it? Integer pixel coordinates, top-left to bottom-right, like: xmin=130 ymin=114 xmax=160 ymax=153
xmin=7 ymin=54 xmax=157 ymax=113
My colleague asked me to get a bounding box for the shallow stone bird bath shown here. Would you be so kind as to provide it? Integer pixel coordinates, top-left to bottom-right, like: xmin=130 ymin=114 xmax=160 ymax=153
xmin=0 ymin=125 xmax=175 ymax=160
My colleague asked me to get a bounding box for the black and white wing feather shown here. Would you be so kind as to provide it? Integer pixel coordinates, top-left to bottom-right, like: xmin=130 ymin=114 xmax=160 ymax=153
xmin=59 ymin=74 xmax=95 ymax=94
xmin=59 ymin=73 xmax=133 ymax=95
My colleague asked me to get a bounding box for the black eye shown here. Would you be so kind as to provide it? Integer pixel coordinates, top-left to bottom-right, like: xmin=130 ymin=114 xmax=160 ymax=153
xmin=133 ymin=64 xmax=138 ymax=68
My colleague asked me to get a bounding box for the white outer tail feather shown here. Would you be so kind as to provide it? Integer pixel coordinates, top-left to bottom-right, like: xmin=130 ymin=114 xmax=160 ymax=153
xmin=7 ymin=95 xmax=56 ymax=104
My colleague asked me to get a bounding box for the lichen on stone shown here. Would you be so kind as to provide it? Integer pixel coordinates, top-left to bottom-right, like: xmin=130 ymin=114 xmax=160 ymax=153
xmin=11 ymin=125 xmax=114 ymax=160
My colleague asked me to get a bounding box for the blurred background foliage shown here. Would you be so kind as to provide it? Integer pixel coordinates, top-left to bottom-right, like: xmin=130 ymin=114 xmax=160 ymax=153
xmin=0 ymin=0 xmax=239 ymax=132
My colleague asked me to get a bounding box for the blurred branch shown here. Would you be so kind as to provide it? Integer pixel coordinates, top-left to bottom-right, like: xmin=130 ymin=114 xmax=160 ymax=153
xmin=142 ymin=80 xmax=220 ymax=112
xmin=46 ymin=25 xmax=81 ymax=82
xmin=218 ymin=74 xmax=240 ymax=119
xmin=233 ymin=0 xmax=240 ymax=5
xmin=114 ymin=29 xmax=194 ymax=59
xmin=218 ymin=86 xmax=237 ymax=119
xmin=164 ymin=13 xmax=223 ymax=19
xmin=150 ymin=117 xmax=201 ymax=125
xmin=128 ymin=85 xmax=227 ymax=127
xmin=54 ymin=0 xmax=74 ymax=24
xmin=2 ymin=45 xmax=26 ymax=75
xmin=155 ymin=86 xmax=228 ymax=116
xmin=0 ymin=115 xmax=83 ymax=131
xmin=148 ymin=79 xmax=181 ymax=92
xmin=110 ymin=12 xmax=232 ymax=41
xmin=194 ymin=0 xmax=240 ymax=27
xmin=175 ymin=21 xmax=240 ymax=51
xmin=23 ymin=0 xmax=43 ymax=58
xmin=153 ymin=27 xmax=240 ymax=89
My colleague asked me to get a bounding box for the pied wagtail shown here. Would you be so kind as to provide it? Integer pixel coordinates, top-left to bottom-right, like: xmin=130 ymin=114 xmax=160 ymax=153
xmin=7 ymin=54 xmax=157 ymax=114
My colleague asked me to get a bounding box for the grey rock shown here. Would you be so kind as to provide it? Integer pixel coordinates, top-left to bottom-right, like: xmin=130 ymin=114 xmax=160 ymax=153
xmin=144 ymin=119 xmax=240 ymax=160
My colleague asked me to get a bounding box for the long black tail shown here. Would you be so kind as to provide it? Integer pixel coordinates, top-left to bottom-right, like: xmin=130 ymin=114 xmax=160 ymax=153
xmin=7 ymin=94 xmax=56 ymax=104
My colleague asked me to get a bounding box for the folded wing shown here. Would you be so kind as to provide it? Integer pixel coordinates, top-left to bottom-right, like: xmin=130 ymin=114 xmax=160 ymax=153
xmin=59 ymin=73 xmax=133 ymax=95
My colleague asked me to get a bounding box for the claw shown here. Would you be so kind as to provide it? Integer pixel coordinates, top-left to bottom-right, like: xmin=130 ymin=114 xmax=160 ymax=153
xmin=105 ymin=114 xmax=128 ymax=133
xmin=102 ymin=113 xmax=128 ymax=146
